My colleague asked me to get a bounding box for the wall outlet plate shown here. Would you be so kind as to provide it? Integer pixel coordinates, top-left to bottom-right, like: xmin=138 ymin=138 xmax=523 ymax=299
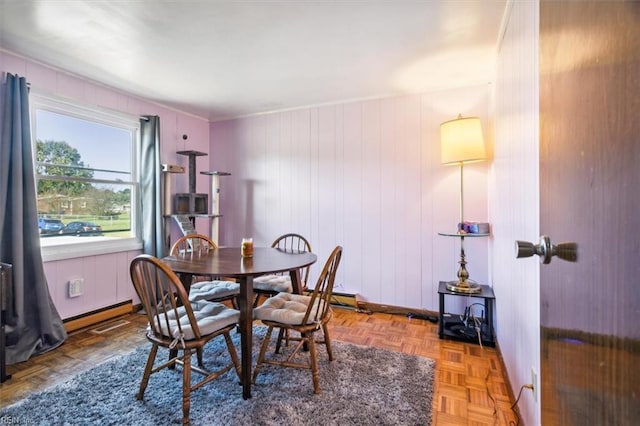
xmin=68 ymin=278 xmax=84 ymax=298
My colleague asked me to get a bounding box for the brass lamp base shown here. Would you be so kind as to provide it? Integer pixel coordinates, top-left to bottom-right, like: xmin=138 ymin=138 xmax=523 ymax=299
xmin=446 ymin=280 xmax=482 ymax=294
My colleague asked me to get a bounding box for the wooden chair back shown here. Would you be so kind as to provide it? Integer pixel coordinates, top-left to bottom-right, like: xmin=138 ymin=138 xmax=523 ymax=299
xmin=130 ymin=254 xmax=203 ymax=345
xmin=302 ymin=245 xmax=342 ymax=326
xmin=271 ymin=233 xmax=313 ymax=286
xmin=170 ymin=233 xmax=217 ymax=257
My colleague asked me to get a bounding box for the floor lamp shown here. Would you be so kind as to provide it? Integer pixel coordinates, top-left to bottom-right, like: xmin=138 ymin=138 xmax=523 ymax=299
xmin=440 ymin=114 xmax=486 ymax=294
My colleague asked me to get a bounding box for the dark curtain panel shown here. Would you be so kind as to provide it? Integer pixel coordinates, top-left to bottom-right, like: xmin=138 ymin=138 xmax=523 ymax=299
xmin=139 ymin=115 xmax=164 ymax=258
xmin=0 ymin=73 xmax=67 ymax=364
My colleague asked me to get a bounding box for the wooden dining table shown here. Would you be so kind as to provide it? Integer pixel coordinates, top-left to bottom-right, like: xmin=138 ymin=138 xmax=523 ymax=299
xmin=162 ymin=246 xmax=317 ymax=399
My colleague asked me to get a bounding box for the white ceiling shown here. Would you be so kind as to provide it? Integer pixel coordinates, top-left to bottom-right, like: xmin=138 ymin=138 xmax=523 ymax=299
xmin=0 ymin=1 xmax=507 ymax=122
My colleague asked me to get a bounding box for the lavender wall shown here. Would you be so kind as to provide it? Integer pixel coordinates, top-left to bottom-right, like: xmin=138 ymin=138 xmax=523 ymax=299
xmin=492 ymin=2 xmax=541 ymax=424
xmin=1 ymin=50 xmax=211 ymax=319
xmin=1 ymin=48 xmax=493 ymax=317
xmin=210 ymin=86 xmax=491 ymax=311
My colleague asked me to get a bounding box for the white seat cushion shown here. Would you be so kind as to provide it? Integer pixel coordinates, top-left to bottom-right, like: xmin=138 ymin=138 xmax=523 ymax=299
xmin=253 ymin=292 xmax=326 ymax=325
xmin=253 ymin=274 xmax=293 ymax=293
xmin=156 ymin=301 xmax=240 ymax=341
xmin=188 ymin=280 xmax=240 ymax=302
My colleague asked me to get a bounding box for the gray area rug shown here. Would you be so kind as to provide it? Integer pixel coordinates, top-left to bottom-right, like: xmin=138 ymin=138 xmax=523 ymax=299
xmin=1 ymin=327 xmax=434 ymax=425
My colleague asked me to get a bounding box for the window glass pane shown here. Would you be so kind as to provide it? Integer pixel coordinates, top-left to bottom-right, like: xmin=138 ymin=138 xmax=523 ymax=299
xmin=36 ymin=110 xmax=132 ymax=176
xmin=33 ymin=104 xmax=138 ymax=248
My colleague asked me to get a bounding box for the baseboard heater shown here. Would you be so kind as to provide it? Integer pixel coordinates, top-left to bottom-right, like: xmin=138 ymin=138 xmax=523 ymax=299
xmin=63 ymin=300 xmax=133 ymax=333
xmin=356 ymin=300 xmax=438 ymax=321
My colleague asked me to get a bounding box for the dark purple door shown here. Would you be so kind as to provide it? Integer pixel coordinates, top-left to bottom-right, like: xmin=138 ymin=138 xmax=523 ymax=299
xmin=539 ymin=1 xmax=640 ymax=424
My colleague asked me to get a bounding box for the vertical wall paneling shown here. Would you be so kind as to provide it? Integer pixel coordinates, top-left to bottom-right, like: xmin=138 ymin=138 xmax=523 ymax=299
xmin=493 ymin=1 xmax=540 ymax=425
xmin=262 ymin=113 xmax=280 ymax=241
xmin=292 ymin=109 xmax=312 ymax=238
xmin=360 ymin=100 xmax=382 ymax=300
xmin=379 ymin=98 xmax=397 ymax=303
xmin=308 ymin=107 xmax=321 ymax=256
xmin=398 ymin=95 xmax=423 ymax=307
xmin=317 ymin=105 xmax=339 ymax=264
xmin=210 ymin=121 xmax=237 ymax=244
xmin=332 ymin=105 xmax=346 ymax=288
xmin=211 ymin=86 xmax=490 ymax=311
xmin=341 ymin=102 xmax=364 ymax=295
xmin=279 ymin=112 xmax=293 ymax=234
xmin=419 ymin=94 xmax=436 ymax=309
xmin=93 ymin=253 xmax=116 ymax=305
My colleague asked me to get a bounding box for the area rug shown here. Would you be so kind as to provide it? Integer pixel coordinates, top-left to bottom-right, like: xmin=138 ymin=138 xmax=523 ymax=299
xmin=1 ymin=327 xmax=435 ymax=425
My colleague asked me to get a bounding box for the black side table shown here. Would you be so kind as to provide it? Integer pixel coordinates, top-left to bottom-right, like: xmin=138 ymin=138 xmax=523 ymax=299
xmin=438 ymin=281 xmax=495 ymax=347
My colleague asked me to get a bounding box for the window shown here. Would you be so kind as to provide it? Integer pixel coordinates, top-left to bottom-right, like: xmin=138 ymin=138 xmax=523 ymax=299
xmin=30 ymin=94 xmax=142 ymax=260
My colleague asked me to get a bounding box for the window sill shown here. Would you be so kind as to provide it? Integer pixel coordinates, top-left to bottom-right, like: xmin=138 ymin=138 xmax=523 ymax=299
xmin=41 ymin=236 xmax=143 ymax=262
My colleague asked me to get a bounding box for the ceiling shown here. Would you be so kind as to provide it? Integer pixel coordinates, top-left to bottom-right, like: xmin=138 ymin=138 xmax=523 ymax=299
xmin=0 ymin=1 xmax=507 ymax=122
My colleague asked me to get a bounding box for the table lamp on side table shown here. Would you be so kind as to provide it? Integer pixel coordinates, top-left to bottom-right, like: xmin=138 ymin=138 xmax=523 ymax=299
xmin=439 ymin=114 xmax=487 ymax=294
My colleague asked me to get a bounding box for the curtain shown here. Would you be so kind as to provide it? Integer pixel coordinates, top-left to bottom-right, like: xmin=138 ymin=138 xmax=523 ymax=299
xmin=0 ymin=73 xmax=67 ymax=364
xmin=139 ymin=115 xmax=164 ymax=258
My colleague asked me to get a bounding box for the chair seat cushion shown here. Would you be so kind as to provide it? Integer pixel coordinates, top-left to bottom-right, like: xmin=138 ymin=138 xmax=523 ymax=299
xmin=188 ymin=280 xmax=240 ymax=302
xmin=155 ymin=301 xmax=240 ymax=341
xmin=253 ymin=292 xmax=326 ymax=325
xmin=253 ymin=274 xmax=293 ymax=293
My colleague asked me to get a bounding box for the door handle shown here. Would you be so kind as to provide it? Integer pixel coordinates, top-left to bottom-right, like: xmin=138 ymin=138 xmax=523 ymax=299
xmin=515 ymin=236 xmax=577 ymax=264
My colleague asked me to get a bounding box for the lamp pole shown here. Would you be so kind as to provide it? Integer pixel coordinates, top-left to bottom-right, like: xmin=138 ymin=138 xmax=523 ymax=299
xmin=456 ymin=161 xmax=470 ymax=287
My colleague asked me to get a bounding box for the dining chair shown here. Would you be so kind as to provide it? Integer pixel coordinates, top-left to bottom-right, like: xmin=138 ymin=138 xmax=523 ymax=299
xmin=252 ymin=233 xmax=312 ymax=307
xmin=129 ymin=254 xmax=241 ymax=425
xmin=252 ymin=245 xmax=343 ymax=394
xmin=170 ymin=233 xmax=240 ymax=306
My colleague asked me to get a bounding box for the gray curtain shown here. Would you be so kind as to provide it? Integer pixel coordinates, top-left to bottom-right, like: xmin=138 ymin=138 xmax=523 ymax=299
xmin=0 ymin=73 xmax=67 ymax=364
xmin=139 ymin=115 xmax=164 ymax=258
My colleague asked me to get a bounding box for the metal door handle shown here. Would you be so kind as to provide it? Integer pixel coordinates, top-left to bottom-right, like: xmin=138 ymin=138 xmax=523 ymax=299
xmin=515 ymin=236 xmax=577 ymax=264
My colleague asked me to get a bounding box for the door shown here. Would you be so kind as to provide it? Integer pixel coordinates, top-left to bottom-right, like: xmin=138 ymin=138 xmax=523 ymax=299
xmin=539 ymin=1 xmax=640 ymax=424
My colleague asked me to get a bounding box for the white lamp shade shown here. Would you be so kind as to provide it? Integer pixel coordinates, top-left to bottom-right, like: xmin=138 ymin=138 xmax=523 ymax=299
xmin=440 ymin=116 xmax=486 ymax=165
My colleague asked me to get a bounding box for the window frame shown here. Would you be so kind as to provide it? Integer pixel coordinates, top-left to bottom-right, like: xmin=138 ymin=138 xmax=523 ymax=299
xmin=30 ymin=92 xmax=143 ymax=261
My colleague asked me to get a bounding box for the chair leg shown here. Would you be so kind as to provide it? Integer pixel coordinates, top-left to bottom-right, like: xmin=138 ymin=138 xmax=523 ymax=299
xmin=182 ymin=348 xmax=192 ymax=425
xmin=274 ymin=328 xmax=286 ymax=354
xmin=252 ymin=326 xmax=274 ymax=384
xmin=275 ymin=328 xmax=294 ymax=353
xmin=252 ymin=293 xmax=262 ymax=308
xmin=137 ymin=344 xmax=159 ymax=399
xmin=223 ymin=332 xmax=242 ymax=379
xmin=196 ymin=348 xmax=205 ymax=366
xmin=322 ymin=323 xmax=334 ymax=361
xmin=169 ymin=348 xmax=177 ymax=369
xmin=307 ymin=333 xmax=320 ymax=394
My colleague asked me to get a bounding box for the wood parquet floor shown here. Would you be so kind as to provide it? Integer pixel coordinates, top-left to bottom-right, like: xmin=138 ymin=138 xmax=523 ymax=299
xmin=0 ymin=307 xmax=519 ymax=425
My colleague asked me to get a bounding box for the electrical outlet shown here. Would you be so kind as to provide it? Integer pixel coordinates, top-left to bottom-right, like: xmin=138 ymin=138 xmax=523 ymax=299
xmin=68 ymin=278 xmax=84 ymax=298
xmin=531 ymin=367 xmax=538 ymax=402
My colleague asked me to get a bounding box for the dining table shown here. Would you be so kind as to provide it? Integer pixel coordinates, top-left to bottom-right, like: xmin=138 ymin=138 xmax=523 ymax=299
xmin=162 ymin=246 xmax=317 ymax=399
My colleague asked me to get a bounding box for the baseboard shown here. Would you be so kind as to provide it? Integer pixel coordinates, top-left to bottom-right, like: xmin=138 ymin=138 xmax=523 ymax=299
xmin=63 ymin=301 xmax=133 ymax=333
xmin=356 ymin=300 xmax=438 ymax=320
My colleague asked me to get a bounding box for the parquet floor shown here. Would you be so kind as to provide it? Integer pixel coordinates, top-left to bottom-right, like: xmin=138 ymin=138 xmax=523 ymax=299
xmin=1 ymin=308 xmax=518 ymax=425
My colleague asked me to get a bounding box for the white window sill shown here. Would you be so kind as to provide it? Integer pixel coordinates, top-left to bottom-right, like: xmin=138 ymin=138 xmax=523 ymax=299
xmin=41 ymin=236 xmax=143 ymax=262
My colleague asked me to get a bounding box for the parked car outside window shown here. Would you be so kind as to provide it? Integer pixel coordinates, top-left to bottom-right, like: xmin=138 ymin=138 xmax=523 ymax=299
xmin=59 ymin=221 xmax=103 ymax=236
xmin=38 ymin=218 xmax=64 ymax=234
